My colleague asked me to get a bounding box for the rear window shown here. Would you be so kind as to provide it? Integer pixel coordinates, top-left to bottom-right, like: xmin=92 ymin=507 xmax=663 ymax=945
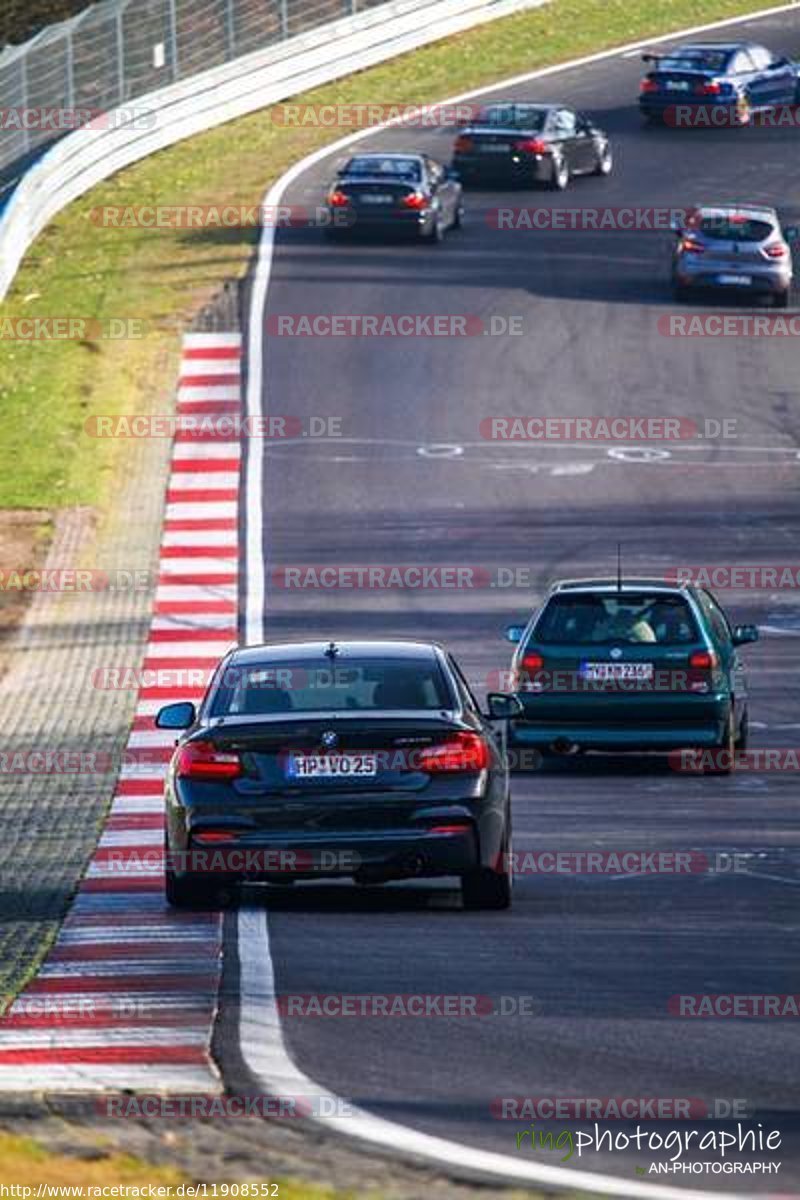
xmin=209 ymin=658 xmax=452 ymax=716
xmin=342 ymin=157 xmax=421 ymax=181
xmin=697 ymin=217 xmax=774 ymax=242
xmin=533 ymin=594 xmax=699 ymax=646
xmin=657 ymin=49 xmax=731 ymax=72
xmin=475 ymin=105 xmax=548 ymax=130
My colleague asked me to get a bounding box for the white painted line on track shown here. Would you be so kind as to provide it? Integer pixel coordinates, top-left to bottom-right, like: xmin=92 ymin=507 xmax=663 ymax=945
xmin=237 ymin=909 xmax=738 ymax=1198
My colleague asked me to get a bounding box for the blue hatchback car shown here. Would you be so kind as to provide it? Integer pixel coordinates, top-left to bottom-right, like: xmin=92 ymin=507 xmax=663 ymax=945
xmin=639 ymin=42 xmax=798 ymax=127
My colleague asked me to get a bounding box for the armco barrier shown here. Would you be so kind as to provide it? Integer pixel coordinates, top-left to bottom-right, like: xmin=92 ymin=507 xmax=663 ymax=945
xmin=0 ymin=0 xmax=547 ymax=301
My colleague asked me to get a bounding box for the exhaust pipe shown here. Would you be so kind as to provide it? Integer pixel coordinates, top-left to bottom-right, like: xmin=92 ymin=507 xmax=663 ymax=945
xmin=550 ymin=737 xmax=580 ymax=755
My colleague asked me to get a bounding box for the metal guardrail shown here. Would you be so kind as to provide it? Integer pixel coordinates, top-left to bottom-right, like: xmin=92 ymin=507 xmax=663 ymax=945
xmin=0 ymin=0 xmax=389 ymax=174
xmin=0 ymin=0 xmax=547 ymax=301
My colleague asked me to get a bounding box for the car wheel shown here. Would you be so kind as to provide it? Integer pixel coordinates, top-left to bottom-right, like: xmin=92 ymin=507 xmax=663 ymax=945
xmin=548 ymin=155 xmax=569 ymax=191
xmin=735 ymin=708 xmax=749 ymax=751
xmin=593 ymin=142 xmax=613 ymax=176
xmin=423 ymin=212 xmax=445 ymax=243
xmin=774 ymin=288 xmax=790 ymax=308
xmin=452 ymin=201 xmax=464 ymax=230
xmin=733 ymin=95 xmax=751 ymax=126
xmin=703 ymin=707 xmax=736 ymax=775
xmin=642 ymin=112 xmax=662 ymax=127
xmin=673 ymin=279 xmax=691 ymax=302
xmin=165 ymin=845 xmax=216 ymax=908
xmin=461 ymin=827 xmax=512 ymax=911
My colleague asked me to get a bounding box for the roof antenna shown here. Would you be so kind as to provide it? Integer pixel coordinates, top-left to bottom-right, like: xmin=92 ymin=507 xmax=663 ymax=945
xmin=324 ymin=641 xmax=339 ymax=661
xmin=616 ymin=543 xmax=623 ymax=593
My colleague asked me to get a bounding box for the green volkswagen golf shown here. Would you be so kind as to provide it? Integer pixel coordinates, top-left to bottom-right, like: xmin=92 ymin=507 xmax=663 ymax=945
xmin=504 ymin=578 xmax=758 ymax=772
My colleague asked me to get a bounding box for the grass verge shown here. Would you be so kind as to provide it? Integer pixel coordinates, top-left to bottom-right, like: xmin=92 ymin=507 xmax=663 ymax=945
xmin=0 ymin=0 xmax=784 ymax=510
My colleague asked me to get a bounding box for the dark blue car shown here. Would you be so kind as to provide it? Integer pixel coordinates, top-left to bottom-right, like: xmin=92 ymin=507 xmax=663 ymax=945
xmin=639 ymin=42 xmax=798 ymax=127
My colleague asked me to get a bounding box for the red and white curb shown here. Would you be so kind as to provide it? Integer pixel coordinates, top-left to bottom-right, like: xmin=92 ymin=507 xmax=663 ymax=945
xmin=0 ymin=332 xmax=241 ymax=1090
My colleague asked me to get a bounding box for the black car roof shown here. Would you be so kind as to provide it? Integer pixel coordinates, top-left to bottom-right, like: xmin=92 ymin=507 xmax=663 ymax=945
xmin=228 ymin=640 xmax=444 ymax=665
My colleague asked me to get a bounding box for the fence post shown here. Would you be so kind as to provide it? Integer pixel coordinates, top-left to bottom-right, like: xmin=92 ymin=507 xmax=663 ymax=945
xmin=19 ymin=53 xmax=29 ymax=153
xmin=226 ymin=0 xmax=235 ymax=59
xmin=65 ymin=28 xmax=74 ymax=111
xmin=116 ymin=8 xmax=125 ymax=102
xmin=168 ymin=0 xmax=178 ymax=80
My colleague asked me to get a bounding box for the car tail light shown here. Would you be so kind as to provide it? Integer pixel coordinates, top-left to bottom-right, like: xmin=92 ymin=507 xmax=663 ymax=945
xmin=639 ymin=78 xmax=658 ymax=93
xmin=764 ymin=243 xmax=787 ymax=258
xmin=694 ymin=81 xmax=721 ymax=95
xmin=521 ymin=651 xmax=544 ymax=671
xmin=513 ymin=137 xmax=548 ymax=154
xmin=689 ymin=649 xmax=718 ymax=670
xmin=401 ymin=191 xmax=428 ymax=210
xmin=428 ymin=822 xmax=473 ymax=834
xmin=417 ymin=732 xmax=490 ymax=773
xmin=193 ymin=829 xmax=240 ymax=843
xmin=176 ymin=741 xmax=242 ymax=781
xmin=680 ymin=237 xmax=705 ymax=254
xmin=454 ymin=135 xmax=473 ymax=153
xmin=327 ymin=189 xmax=350 ymax=207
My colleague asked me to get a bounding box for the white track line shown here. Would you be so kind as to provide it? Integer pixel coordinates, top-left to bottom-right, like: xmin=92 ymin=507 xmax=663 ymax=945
xmin=238 ymin=909 xmax=738 ymax=1199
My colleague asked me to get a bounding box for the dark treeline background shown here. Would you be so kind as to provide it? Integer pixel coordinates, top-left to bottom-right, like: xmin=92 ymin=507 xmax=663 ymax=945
xmin=2 ymin=0 xmax=91 ymax=47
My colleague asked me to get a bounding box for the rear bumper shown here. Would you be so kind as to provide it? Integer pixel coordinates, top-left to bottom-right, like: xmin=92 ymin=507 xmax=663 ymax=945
xmin=327 ymin=207 xmax=433 ymax=235
xmin=169 ymin=828 xmax=478 ymax=882
xmin=674 ymin=266 xmax=790 ymax=295
xmin=510 ymin=692 xmax=730 ymax=751
xmin=453 ymin=154 xmax=550 ymax=184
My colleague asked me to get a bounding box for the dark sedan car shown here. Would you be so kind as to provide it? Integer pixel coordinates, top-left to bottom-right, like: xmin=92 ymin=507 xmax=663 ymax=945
xmin=503 ymin=578 xmax=758 ymax=772
xmin=451 ymin=102 xmax=612 ymax=190
xmin=639 ymin=41 xmax=798 ymax=127
xmin=325 ymin=152 xmax=463 ymax=242
xmin=158 ymin=640 xmax=517 ymax=909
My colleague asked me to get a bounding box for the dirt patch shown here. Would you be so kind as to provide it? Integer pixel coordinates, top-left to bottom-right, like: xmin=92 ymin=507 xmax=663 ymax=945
xmin=0 ymin=509 xmax=53 ymax=675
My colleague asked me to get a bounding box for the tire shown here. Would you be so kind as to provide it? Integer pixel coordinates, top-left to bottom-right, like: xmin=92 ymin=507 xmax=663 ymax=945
xmin=774 ymin=288 xmax=790 ymax=309
xmin=165 ymin=848 xmax=216 ymax=908
xmin=423 ymin=211 xmax=445 ymax=243
xmin=461 ymin=824 xmax=512 ymax=910
xmin=593 ymin=142 xmax=613 ymax=176
xmin=673 ymin=280 xmax=690 ymax=302
xmin=642 ymin=112 xmax=662 ymax=127
xmin=733 ymin=95 xmax=751 ymax=127
xmin=452 ymin=201 xmax=464 ymax=230
xmin=548 ymin=155 xmax=569 ymax=191
xmin=703 ymin=707 xmax=736 ymax=775
xmin=735 ymin=708 xmax=749 ymax=751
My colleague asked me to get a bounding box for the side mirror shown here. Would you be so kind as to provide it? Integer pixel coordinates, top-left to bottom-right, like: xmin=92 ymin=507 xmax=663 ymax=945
xmin=156 ymin=701 xmax=196 ymax=729
xmin=446 ymin=167 xmax=460 ymax=182
xmin=486 ymin=693 xmax=524 ymax=719
xmin=732 ymin=624 xmax=759 ymax=647
xmin=771 ymin=57 xmax=790 ymax=69
xmin=505 ymin=625 xmax=525 ymax=644
xmin=783 ymin=225 xmax=799 ymax=242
